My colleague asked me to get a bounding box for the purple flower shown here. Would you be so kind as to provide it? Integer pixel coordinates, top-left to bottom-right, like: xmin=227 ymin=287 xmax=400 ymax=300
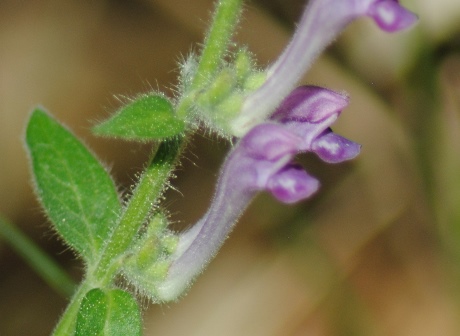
xmin=156 ymin=86 xmax=359 ymax=301
xmin=155 ymin=0 xmax=416 ymax=301
xmin=231 ymin=0 xmax=417 ymax=136
xmin=156 ymin=122 xmax=319 ymax=300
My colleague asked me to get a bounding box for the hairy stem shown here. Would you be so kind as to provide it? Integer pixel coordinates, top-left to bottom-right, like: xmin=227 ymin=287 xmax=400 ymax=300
xmin=52 ymin=0 xmax=243 ymax=333
xmin=177 ymin=0 xmax=243 ymax=117
xmin=52 ymin=139 xmax=182 ymax=336
xmin=94 ymin=138 xmax=183 ymax=281
xmin=193 ymin=0 xmax=243 ymax=87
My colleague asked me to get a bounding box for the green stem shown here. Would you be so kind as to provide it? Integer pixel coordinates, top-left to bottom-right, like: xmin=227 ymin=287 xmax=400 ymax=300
xmin=52 ymin=139 xmax=183 ymax=336
xmin=0 ymin=216 xmax=76 ymax=297
xmin=193 ymin=0 xmax=242 ymax=87
xmin=92 ymin=0 xmax=243 ymax=283
xmin=94 ymin=0 xmax=243 ymax=270
xmin=177 ymin=0 xmax=243 ymax=117
xmin=52 ymin=0 xmax=243 ymax=333
xmin=94 ymin=138 xmax=183 ymax=281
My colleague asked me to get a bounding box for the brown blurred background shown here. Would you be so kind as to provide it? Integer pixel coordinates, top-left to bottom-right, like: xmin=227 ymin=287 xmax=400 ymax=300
xmin=2 ymin=0 xmax=460 ymax=335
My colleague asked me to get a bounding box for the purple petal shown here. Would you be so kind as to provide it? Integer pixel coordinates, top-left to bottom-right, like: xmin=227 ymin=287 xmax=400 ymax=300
xmin=312 ymin=130 xmax=361 ymax=163
xmin=272 ymin=86 xmax=349 ymax=123
xmin=242 ymin=123 xmax=300 ymax=160
xmin=367 ymin=0 xmax=418 ymax=32
xmin=267 ymin=165 xmax=319 ymax=203
xmin=269 ymin=86 xmax=350 ymax=152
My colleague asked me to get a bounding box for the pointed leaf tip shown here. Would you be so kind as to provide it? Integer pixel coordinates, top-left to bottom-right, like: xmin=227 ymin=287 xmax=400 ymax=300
xmin=93 ymin=94 xmax=186 ymax=141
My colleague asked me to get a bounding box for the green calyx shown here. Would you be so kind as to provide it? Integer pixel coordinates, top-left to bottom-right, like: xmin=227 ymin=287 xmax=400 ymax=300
xmin=180 ymin=49 xmax=267 ymax=136
xmin=121 ymin=213 xmax=178 ymax=300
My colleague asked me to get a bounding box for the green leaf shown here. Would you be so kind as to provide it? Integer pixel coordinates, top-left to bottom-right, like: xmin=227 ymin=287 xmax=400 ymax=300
xmin=93 ymin=94 xmax=185 ymax=141
xmin=75 ymin=288 xmax=141 ymax=336
xmin=25 ymin=108 xmax=121 ymax=265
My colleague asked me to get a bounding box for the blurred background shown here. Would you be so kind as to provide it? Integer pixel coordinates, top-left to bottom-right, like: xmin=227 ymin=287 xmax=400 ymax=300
xmin=1 ymin=0 xmax=460 ymax=335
